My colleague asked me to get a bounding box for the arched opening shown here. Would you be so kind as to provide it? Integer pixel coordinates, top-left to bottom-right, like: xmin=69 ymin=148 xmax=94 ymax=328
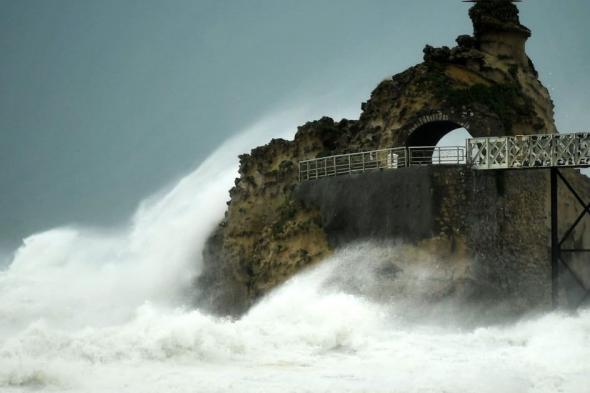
xmin=406 ymin=121 xmax=465 ymax=147
xmin=436 ymin=127 xmax=472 ymax=148
xmin=406 ymin=121 xmax=472 ymax=165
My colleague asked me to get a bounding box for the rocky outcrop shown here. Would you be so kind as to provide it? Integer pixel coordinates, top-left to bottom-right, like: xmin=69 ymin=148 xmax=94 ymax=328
xmin=194 ymin=0 xmax=567 ymax=316
xmin=195 ymin=119 xmax=359 ymax=315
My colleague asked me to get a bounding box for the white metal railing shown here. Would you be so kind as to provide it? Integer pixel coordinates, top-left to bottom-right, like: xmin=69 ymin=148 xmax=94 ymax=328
xmin=298 ymin=132 xmax=590 ymax=182
xmin=298 ymin=146 xmax=465 ymax=182
xmin=299 ymin=148 xmax=407 ymax=182
xmin=467 ymin=132 xmax=590 ymax=170
xmin=408 ymin=146 xmax=466 ymax=166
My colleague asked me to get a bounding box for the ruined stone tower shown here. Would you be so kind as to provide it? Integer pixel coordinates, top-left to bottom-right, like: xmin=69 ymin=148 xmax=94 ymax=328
xmin=195 ymin=0 xmax=587 ymax=316
xmin=359 ymin=0 xmax=556 ymax=151
xmin=470 ymin=0 xmax=531 ymax=64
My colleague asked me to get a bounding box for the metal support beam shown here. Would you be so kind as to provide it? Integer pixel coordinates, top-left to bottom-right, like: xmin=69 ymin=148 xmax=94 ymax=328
xmin=551 ymin=168 xmax=559 ymax=308
xmin=551 ymin=168 xmax=590 ymax=309
xmin=557 ymin=170 xmax=587 ymax=209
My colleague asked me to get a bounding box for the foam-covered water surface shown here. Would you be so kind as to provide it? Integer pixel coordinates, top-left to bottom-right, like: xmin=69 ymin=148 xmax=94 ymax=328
xmin=1 ymin=246 xmax=589 ymax=393
xmin=1 ymin=113 xmax=589 ymax=393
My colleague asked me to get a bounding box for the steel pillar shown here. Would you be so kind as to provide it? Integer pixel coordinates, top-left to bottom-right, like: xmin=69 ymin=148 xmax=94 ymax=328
xmin=550 ymin=168 xmax=590 ymax=309
xmin=551 ymin=168 xmax=559 ymax=307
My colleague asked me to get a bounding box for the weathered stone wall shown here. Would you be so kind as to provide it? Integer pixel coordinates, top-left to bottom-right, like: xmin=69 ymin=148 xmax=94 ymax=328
xmin=295 ymin=168 xmax=437 ymax=246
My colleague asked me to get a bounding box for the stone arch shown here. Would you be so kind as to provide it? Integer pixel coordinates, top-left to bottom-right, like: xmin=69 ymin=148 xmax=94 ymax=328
xmin=405 ymin=112 xmax=472 ymax=148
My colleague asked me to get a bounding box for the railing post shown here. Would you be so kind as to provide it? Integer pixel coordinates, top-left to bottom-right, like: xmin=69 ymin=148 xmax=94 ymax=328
xmin=486 ymin=138 xmax=490 ymax=169
xmin=506 ymin=137 xmax=510 ymax=168
xmin=574 ymin=135 xmax=579 ymax=166
xmin=348 ymin=155 xmax=351 ymax=174
xmin=333 ymin=156 xmax=336 ymax=175
xmin=551 ymin=134 xmax=556 ymax=167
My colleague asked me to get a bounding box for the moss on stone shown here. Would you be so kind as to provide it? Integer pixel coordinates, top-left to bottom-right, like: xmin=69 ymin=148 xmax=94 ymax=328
xmin=446 ymin=83 xmax=532 ymax=130
xmin=420 ymin=63 xmax=533 ymax=131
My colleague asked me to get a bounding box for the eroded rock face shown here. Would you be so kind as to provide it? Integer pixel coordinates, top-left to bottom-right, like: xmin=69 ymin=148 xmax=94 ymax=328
xmin=359 ymin=0 xmax=555 ymax=148
xmin=194 ymin=0 xmax=561 ymax=316
xmin=195 ymin=119 xmax=361 ymax=315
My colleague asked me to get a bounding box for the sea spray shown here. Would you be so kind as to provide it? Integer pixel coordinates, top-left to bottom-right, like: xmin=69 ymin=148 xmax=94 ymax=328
xmin=0 ymin=108 xmax=317 ymax=333
xmin=1 ymin=242 xmax=589 ymax=392
xmin=1 ymin=108 xmax=589 ymax=392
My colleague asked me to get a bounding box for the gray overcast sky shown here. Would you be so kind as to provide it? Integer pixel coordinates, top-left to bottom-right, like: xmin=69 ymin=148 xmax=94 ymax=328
xmin=1 ymin=0 xmax=589 ymax=252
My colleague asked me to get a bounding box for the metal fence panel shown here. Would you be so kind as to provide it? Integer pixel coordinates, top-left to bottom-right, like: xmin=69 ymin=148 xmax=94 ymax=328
xmin=467 ymin=133 xmax=590 ymax=170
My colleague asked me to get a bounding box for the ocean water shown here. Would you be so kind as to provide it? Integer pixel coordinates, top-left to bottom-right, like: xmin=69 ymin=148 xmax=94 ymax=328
xmin=1 ymin=115 xmax=589 ymax=393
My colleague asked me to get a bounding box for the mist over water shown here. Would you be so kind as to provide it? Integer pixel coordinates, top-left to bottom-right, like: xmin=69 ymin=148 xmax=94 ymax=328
xmin=0 ymin=108 xmax=299 ymax=331
xmin=1 ymin=112 xmax=589 ymax=392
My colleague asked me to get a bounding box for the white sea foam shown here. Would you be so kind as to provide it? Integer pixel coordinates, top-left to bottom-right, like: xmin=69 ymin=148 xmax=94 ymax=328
xmin=1 ymin=109 xmax=589 ymax=392
xmin=0 ymin=108 xmax=308 ymax=334
xmin=1 ymin=244 xmax=589 ymax=393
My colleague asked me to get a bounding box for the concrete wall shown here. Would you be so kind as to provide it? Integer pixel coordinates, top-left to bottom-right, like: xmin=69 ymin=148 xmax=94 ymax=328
xmin=295 ymin=168 xmax=437 ymax=246
xmin=296 ymin=166 xmax=590 ymax=311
